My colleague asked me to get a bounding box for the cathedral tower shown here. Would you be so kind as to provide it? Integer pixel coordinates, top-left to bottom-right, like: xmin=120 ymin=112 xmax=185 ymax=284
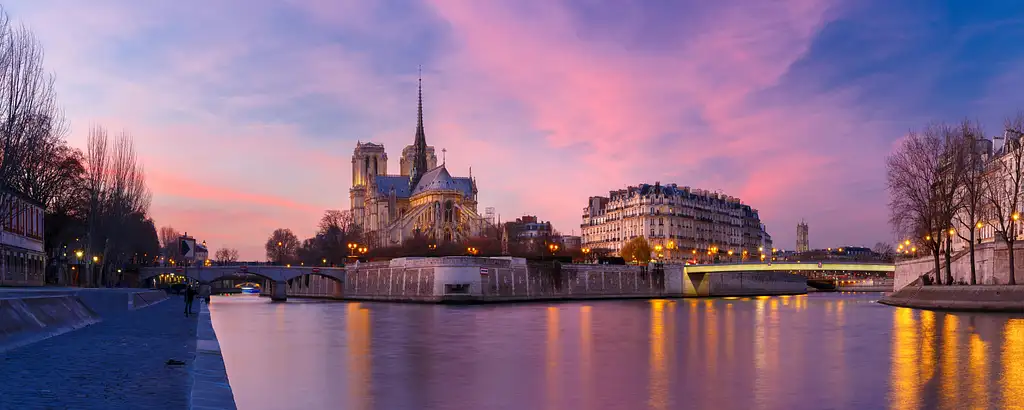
xmin=350 ymin=142 xmax=387 ymax=229
xmin=409 ymin=70 xmax=429 ymax=189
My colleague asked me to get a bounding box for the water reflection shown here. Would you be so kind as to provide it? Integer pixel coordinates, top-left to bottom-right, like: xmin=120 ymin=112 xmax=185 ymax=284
xmin=1004 ymin=320 xmax=1024 ymax=409
xmin=346 ymin=303 xmax=372 ymax=410
xmin=545 ymin=306 xmax=560 ymax=410
xmin=210 ymin=293 xmax=1024 ymax=410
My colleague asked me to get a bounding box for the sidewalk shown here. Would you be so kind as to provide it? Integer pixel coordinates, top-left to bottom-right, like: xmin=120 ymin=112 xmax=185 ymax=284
xmin=0 ymin=295 xmax=196 ymax=409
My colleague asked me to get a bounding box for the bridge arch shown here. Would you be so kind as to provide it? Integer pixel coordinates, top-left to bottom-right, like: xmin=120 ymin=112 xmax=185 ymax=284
xmin=138 ymin=266 xmax=347 ymax=302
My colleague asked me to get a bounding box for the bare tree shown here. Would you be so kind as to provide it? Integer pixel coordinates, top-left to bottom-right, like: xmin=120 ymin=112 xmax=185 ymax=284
xmin=82 ymin=126 xmax=108 ymax=286
xmin=887 ymin=126 xmax=948 ymax=285
xmin=265 ymin=228 xmax=300 ymax=265
xmin=986 ymin=114 xmax=1024 ymax=286
xmin=318 ymin=209 xmax=355 ymax=234
xmin=872 ymin=241 xmax=895 ymax=263
xmin=79 ymin=126 xmax=151 ymax=285
xmin=951 ymin=120 xmax=987 ymax=284
xmin=0 ymin=9 xmax=64 ymax=226
xmin=158 ymin=226 xmax=181 ymax=260
xmin=214 ymin=247 xmax=239 ymax=264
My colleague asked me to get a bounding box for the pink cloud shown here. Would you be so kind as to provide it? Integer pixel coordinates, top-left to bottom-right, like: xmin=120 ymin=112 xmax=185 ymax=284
xmin=5 ymin=0 xmax=900 ymax=258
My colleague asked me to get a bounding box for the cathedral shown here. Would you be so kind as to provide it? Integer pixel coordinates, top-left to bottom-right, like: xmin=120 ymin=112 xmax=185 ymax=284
xmin=349 ymin=76 xmax=488 ymax=248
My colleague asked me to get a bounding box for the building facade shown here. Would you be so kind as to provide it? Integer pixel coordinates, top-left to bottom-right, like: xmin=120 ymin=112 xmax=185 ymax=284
xmin=349 ymin=76 xmax=488 ymax=248
xmin=0 ymin=190 xmax=45 ymax=286
xmin=581 ymin=182 xmax=770 ymax=262
xmin=796 ymin=221 xmax=809 ymax=253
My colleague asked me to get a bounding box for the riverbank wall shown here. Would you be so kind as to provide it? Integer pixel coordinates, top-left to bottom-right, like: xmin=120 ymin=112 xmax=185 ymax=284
xmin=894 ymin=242 xmax=1024 ymax=290
xmin=284 ymin=257 xmax=807 ymax=302
xmin=0 ymin=288 xmax=169 ymax=352
xmin=189 ymin=301 xmax=237 ymax=409
xmin=879 ymin=282 xmax=1024 ymax=312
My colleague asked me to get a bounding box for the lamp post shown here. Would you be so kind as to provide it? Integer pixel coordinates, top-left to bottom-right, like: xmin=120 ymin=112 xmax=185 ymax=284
xmin=654 ymin=244 xmax=663 ymax=262
xmin=347 ymin=243 xmax=357 ymax=259
xmin=581 ymin=247 xmax=591 ymax=263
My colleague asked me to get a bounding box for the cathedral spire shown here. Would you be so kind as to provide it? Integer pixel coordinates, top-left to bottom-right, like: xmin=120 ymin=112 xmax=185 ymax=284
xmin=410 ymin=66 xmax=429 ymax=189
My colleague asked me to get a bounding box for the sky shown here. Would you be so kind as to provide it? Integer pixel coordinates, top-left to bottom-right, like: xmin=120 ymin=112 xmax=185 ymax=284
xmin=7 ymin=0 xmax=1024 ymax=260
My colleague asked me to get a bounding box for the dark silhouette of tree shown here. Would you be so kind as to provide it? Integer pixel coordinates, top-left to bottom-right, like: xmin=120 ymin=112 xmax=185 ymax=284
xmin=265 ymin=228 xmax=300 ymax=265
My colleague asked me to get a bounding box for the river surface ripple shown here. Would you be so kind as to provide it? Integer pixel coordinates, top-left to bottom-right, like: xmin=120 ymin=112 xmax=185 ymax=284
xmin=209 ymin=293 xmax=1024 ymax=410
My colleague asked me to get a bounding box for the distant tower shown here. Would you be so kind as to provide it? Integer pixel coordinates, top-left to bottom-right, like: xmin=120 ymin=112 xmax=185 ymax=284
xmin=796 ymin=220 xmax=809 ymax=253
xmin=485 ymin=207 xmax=496 ymax=225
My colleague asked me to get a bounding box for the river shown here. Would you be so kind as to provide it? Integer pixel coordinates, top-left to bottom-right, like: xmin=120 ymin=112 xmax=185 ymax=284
xmin=209 ymin=293 xmax=1024 ymax=410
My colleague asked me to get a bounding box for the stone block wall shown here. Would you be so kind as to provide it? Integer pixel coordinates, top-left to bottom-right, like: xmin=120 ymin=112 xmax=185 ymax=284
xmin=285 ymin=275 xmax=343 ymax=298
xmin=342 ymin=257 xmax=676 ymax=302
xmin=894 ymin=242 xmax=1024 ymax=290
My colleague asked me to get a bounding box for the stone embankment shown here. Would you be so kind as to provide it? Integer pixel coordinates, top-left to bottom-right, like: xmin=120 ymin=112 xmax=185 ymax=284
xmin=0 ymin=288 xmax=169 ymax=352
xmin=879 ymin=283 xmax=1024 ymax=312
xmin=280 ymin=257 xmax=808 ymax=303
xmin=190 ymin=302 xmax=237 ymax=409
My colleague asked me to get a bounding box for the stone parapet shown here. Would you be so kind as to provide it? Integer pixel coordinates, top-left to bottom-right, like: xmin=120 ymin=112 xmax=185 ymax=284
xmin=879 ymin=284 xmax=1024 ymax=312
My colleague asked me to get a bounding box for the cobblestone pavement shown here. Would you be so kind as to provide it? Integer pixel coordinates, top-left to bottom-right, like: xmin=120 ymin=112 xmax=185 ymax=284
xmin=0 ymin=295 xmax=197 ymax=410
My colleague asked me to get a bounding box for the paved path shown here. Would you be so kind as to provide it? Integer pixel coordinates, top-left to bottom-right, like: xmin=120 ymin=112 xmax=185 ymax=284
xmin=0 ymin=295 xmax=197 ymax=410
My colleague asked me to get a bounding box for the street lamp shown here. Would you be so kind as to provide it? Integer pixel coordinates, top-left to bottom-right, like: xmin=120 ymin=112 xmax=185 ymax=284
xmin=92 ymin=255 xmax=99 ymax=263
xmin=347 ymin=243 xmax=358 ymax=258
xmin=548 ymin=243 xmax=560 ymax=255
xmin=358 ymin=246 xmax=368 ymax=255
xmin=582 ymin=247 xmax=591 ymax=262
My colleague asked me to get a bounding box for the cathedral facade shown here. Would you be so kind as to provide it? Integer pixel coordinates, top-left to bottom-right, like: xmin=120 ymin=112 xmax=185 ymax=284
xmin=349 ymin=78 xmax=488 ymax=248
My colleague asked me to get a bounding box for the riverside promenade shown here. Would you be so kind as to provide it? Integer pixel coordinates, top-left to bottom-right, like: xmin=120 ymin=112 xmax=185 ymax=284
xmin=0 ymin=290 xmax=236 ymax=409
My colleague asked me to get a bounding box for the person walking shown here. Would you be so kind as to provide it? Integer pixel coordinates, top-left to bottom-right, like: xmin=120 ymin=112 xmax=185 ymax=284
xmin=199 ymin=282 xmax=212 ymax=306
xmin=184 ymin=284 xmax=196 ymax=317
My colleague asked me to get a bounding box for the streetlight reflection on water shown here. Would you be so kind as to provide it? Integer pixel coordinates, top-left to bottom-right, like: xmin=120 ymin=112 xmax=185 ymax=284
xmin=211 ymin=295 xmax=1024 ymax=410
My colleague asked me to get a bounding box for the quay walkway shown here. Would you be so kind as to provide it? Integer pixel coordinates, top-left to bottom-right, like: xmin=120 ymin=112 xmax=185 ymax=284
xmin=0 ymin=290 xmax=235 ymax=409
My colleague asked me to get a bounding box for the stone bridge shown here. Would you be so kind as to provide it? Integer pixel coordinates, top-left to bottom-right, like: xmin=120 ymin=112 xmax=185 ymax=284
xmin=138 ymin=265 xmax=345 ymax=302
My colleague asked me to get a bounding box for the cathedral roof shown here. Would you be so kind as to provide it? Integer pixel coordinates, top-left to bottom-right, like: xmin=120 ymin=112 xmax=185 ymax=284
xmin=411 ymin=165 xmax=474 ymax=197
xmin=374 ymin=175 xmax=412 ymax=197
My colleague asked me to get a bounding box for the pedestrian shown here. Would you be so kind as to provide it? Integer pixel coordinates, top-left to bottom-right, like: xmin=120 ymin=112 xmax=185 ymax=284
xmin=184 ymin=284 xmax=196 ymax=317
xmin=199 ymin=282 xmax=212 ymax=306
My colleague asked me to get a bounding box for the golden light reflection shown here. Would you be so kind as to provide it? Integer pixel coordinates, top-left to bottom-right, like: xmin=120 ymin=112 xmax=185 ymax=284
xmin=1002 ymin=319 xmax=1024 ymax=409
xmin=580 ymin=305 xmax=593 ymax=410
xmin=890 ymin=308 xmax=920 ymax=410
xmin=919 ymin=310 xmax=935 ymax=384
xmin=346 ymin=303 xmax=372 ymax=410
xmin=940 ymin=314 xmax=960 ymax=409
xmin=725 ymin=303 xmax=734 ymax=363
xmin=688 ymin=298 xmax=698 ymax=379
xmin=546 ymin=306 xmax=561 ymax=410
xmin=649 ymin=300 xmax=668 ymax=410
xmin=968 ymin=333 xmax=989 ymax=408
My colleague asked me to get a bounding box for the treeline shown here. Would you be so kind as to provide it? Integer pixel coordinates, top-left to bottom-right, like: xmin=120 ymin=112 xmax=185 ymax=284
xmin=0 ymin=9 xmax=158 ymax=286
xmin=262 ymin=210 xmax=363 ymax=265
xmin=262 ymin=214 xmax=590 ymax=264
xmin=887 ymin=115 xmax=1024 ymax=286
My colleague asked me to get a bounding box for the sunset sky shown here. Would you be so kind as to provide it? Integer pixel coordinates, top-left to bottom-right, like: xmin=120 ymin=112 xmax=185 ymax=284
xmin=7 ymin=1 xmax=1024 ymax=259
